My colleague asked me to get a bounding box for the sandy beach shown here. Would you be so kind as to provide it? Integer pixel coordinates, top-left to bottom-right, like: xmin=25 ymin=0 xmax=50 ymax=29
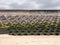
xmin=0 ymin=34 xmax=60 ymax=45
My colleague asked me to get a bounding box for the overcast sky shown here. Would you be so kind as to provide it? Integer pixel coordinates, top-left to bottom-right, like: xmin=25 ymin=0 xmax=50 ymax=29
xmin=0 ymin=0 xmax=60 ymax=9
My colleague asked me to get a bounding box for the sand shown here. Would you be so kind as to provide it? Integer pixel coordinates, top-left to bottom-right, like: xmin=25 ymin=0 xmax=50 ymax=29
xmin=0 ymin=34 xmax=60 ymax=45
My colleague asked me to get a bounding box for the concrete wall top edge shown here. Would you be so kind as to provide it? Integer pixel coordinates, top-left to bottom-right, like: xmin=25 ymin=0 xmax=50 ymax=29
xmin=0 ymin=10 xmax=60 ymax=11
xmin=0 ymin=10 xmax=59 ymax=14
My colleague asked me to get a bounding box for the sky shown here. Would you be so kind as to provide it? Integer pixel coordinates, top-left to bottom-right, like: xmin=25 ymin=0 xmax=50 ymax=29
xmin=0 ymin=0 xmax=60 ymax=9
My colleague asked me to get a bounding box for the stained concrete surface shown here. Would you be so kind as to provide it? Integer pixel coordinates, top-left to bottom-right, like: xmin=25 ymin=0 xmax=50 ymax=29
xmin=0 ymin=34 xmax=60 ymax=45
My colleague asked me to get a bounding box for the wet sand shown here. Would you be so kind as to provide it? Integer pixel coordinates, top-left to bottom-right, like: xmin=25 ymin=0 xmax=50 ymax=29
xmin=0 ymin=34 xmax=60 ymax=45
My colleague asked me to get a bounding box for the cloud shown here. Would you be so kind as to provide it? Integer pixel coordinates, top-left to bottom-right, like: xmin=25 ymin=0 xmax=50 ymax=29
xmin=9 ymin=2 xmax=39 ymax=9
xmin=38 ymin=0 xmax=60 ymax=9
xmin=0 ymin=0 xmax=60 ymax=9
